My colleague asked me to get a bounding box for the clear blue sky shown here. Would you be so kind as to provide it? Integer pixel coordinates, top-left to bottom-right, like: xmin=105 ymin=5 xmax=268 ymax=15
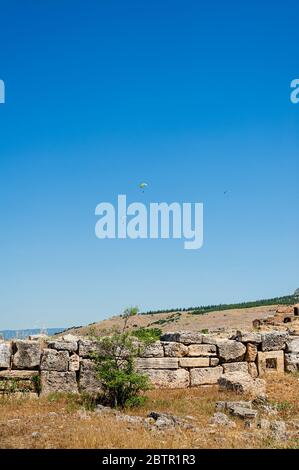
xmin=0 ymin=1 xmax=298 ymax=330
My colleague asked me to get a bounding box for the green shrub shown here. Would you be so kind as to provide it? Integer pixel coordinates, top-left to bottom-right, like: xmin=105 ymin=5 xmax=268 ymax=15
xmin=132 ymin=327 xmax=162 ymax=344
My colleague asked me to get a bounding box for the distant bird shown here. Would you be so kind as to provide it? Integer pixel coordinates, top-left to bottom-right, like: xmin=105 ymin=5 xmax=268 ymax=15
xmin=139 ymin=182 xmax=148 ymax=193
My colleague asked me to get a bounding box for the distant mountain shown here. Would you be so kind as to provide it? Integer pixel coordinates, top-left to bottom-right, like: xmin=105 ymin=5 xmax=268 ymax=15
xmin=0 ymin=328 xmax=65 ymax=341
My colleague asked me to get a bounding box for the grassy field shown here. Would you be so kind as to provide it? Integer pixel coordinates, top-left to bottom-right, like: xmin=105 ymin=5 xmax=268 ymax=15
xmin=1 ymin=374 xmax=299 ymax=449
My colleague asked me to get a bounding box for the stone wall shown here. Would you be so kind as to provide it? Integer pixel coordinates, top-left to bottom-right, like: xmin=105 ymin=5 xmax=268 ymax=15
xmin=0 ymin=330 xmax=298 ymax=397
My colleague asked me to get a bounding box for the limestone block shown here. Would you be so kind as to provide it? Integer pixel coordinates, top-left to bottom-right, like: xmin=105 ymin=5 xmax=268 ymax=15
xmin=284 ymin=354 xmax=299 ymax=373
xmin=218 ymin=372 xmax=266 ymax=397
xmin=257 ymin=350 xmax=284 ymax=377
xmin=163 ymin=342 xmax=188 ymax=357
xmin=136 ymin=358 xmax=179 ymax=369
xmin=143 ymin=368 xmax=190 ymax=389
xmin=190 ymin=366 xmax=223 ymax=386
xmin=235 ymin=331 xmax=262 ymax=344
xmin=245 ymin=343 xmax=258 ymax=362
xmin=139 ymin=341 xmax=164 ymax=358
xmin=40 ymin=371 xmax=78 ymax=395
xmin=160 ymin=331 xmax=202 ymax=344
xmin=69 ymin=353 xmax=80 ymax=372
xmin=223 ymin=362 xmax=248 ymax=374
xmin=261 ymin=332 xmax=288 ymax=351
xmin=40 ymin=349 xmax=69 ymax=372
xmin=179 ymin=357 xmax=210 ymax=368
xmin=286 ymin=337 xmax=299 ymax=354
xmin=78 ymin=339 xmax=106 ymax=358
xmin=79 ymin=359 xmax=102 ymax=395
xmin=47 ymin=340 xmax=78 ymax=353
xmin=188 ymin=344 xmax=217 ymax=357
xmin=12 ymin=340 xmax=41 ymax=369
xmin=248 ymin=362 xmax=258 ymax=378
xmin=218 ymin=340 xmax=246 ymax=363
xmin=0 ymin=342 xmax=12 ymax=368
xmin=210 ymin=357 xmax=220 ymax=366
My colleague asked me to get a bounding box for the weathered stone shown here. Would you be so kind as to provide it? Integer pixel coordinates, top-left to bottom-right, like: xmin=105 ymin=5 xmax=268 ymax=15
xmin=79 ymin=359 xmax=102 ymax=395
xmin=163 ymin=342 xmax=188 ymax=357
xmin=0 ymin=370 xmax=38 ymax=379
xmin=223 ymin=362 xmax=248 ymax=374
xmin=179 ymin=357 xmax=210 ymax=368
xmin=161 ymin=331 xmax=202 ymax=344
xmin=257 ymin=418 xmax=271 ymax=430
xmin=143 ymin=368 xmax=190 ymax=389
xmin=188 ymin=344 xmax=217 ymax=357
xmin=69 ymin=353 xmax=80 ymax=372
xmin=257 ymin=350 xmax=284 ymax=377
xmin=62 ymin=334 xmax=79 ymax=342
xmin=202 ymin=335 xmax=225 ymax=346
xmin=136 ymin=358 xmax=179 ymax=369
xmin=78 ymin=339 xmax=105 ymax=357
xmin=216 ymin=400 xmax=252 ymax=411
xmin=190 ymin=366 xmax=223 ymax=386
xmin=47 ymin=340 xmax=78 ymax=353
xmin=218 ymin=372 xmax=266 ymax=397
xmin=40 ymin=349 xmax=69 ymax=372
xmin=284 ymin=353 xmax=299 ymax=373
xmin=209 ymin=412 xmax=236 ymax=428
xmin=245 ymin=343 xmax=258 ymax=362
xmin=218 ymin=340 xmax=246 ymax=363
xmin=12 ymin=340 xmax=41 ymax=369
xmin=248 ymin=362 xmax=258 ymax=378
xmin=270 ymin=420 xmax=287 ymax=441
xmin=0 ymin=342 xmax=12 ymax=368
xmin=140 ymin=341 xmax=164 ymax=358
xmin=261 ymin=332 xmax=288 ymax=351
xmin=40 ymin=371 xmax=78 ymax=395
xmin=228 ymin=405 xmax=257 ymax=420
xmin=210 ymin=357 xmax=220 ymax=366
xmin=286 ymin=336 xmax=299 ymax=354
xmin=236 ymin=331 xmax=262 ymax=344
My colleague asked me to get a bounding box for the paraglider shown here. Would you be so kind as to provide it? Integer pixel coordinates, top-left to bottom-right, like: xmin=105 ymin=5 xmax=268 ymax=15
xmin=139 ymin=182 xmax=148 ymax=193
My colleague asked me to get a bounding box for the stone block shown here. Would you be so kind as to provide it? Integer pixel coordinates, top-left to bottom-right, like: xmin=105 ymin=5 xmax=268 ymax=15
xmin=257 ymin=350 xmax=284 ymax=377
xmin=190 ymin=366 xmax=223 ymax=386
xmin=139 ymin=341 xmax=164 ymax=358
xmin=69 ymin=353 xmax=80 ymax=372
xmin=261 ymin=332 xmax=288 ymax=351
xmin=245 ymin=343 xmax=258 ymax=362
xmin=143 ymin=368 xmax=190 ymax=389
xmin=136 ymin=358 xmax=179 ymax=369
xmin=40 ymin=371 xmax=78 ymax=395
xmin=0 ymin=342 xmax=12 ymax=368
xmin=248 ymin=362 xmax=258 ymax=378
xmin=235 ymin=331 xmax=262 ymax=344
xmin=218 ymin=340 xmax=246 ymax=363
xmin=284 ymin=354 xmax=299 ymax=373
xmin=188 ymin=344 xmax=217 ymax=357
xmin=12 ymin=340 xmax=41 ymax=369
xmin=179 ymin=357 xmax=210 ymax=368
xmin=78 ymin=339 xmax=106 ymax=357
xmin=163 ymin=342 xmax=188 ymax=357
xmin=79 ymin=359 xmax=102 ymax=395
xmin=160 ymin=331 xmax=202 ymax=344
xmin=40 ymin=349 xmax=69 ymax=372
xmin=286 ymin=337 xmax=299 ymax=354
xmin=223 ymin=362 xmax=248 ymax=374
xmin=47 ymin=340 xmax=78 ymax=353
xmin=218 ymin=372 xmax=266 ymax=397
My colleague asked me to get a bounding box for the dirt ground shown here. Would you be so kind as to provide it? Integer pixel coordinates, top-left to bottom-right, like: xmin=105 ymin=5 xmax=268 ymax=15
xmin=0 ymin=374 xmax=298 ymax=449
xmin=66 ymin=305 xmax=279 ymax=338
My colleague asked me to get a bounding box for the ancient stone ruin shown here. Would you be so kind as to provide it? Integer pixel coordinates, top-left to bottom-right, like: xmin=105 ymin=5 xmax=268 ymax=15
xmin=0 ymin=330 xmax=299 ymax=398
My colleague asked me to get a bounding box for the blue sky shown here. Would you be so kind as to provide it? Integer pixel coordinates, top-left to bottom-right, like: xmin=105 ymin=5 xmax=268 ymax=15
xmin=0 ymin=1 xmax=298 ymax=329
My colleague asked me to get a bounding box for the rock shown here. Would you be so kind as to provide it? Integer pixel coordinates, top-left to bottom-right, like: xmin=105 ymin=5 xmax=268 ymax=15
xmin=160 ymin=332 xmax=202 ymax=344
xmin=270 ymin=420 xmax=287 ymax=441
xmin=140 ymin=341 xmax=164 ymax=358
xmin=210 ymin=357 xmax=220 ymax=366
xmin=143 ymin=368 xmax=190 ymax=389
xmin=248 ymin=362 xmax=258 ymax=378
xmin=188 ymin=344 xmax=217 ymax=357
xmin=223 ymin=362 xmax=248 ymax=374
xmin=40 ymin=371 xmax=78 ymax=395
xmin=216 ymin=400 xmax=252 ymax=411
xmin=179 ymin=357 xmax=210 ymax=367
xmin=209 ymin=412 xmax=236 ymax=428
xmin=190 ymin=366 xmax=223 ymax=386
xmin=28 ymin=334 xmax=48 ymax=341
xmin=218 ymin=372 xmax=266 ymax=397
xmin=69 ymin=353 xmax=80 ymax=372
xmin=257 ymin=350 xmax=284 ymax=377
xmin=202 ymin=335 xmax=226 ymax=346
xmin=163 ymin=342 xmax=188 ymax=357
xmin=0 ymin=342 xmax=12 ymax=368
xmin=79 ymin=359 xmax=102 ymax=396
xmin=252 ymin=396 xmax=277 ymax=415
xmin=12 ymin=340 xmax=41 ymax=369
xmin=31 ymin=432 xmax=41 ymax=438
xmin=148 ymin=411 xmax=196 ymax=430
xmin=47 ymin=340 xmax=78 ymax=353
xmin=62 ymin=334 xmax=79 ymax=342
xmin=257 ymin=418 xmax=271 ymax=430
xmin=218 ymin=340 xmax=246 ymax=363
xmin=245 ymin=343 xmax=258 ymax=362
xmin=40 ymin=349 xmax=69 ymax=372
xmin=78 ymin=339 xmax=105 ymax=357
xmin=136 ymin=358 xmax=179 ymax=369
xmin=284 ymin=353 xmax=299 ymax=373
xmin=261 ymin=332 xmax=288 ymax=351
xmin=286 ymin=337 xmax=299 ymax=353
xmin=236 ymin=331 xmax=262 ymax=344
xmin=228 ymin=405 xmax=257 ymax=420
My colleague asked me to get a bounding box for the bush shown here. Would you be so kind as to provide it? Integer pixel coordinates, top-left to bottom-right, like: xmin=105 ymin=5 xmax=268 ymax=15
xmin=93 ymin=332 xmax=150 ymax=408
xmin=132 ymin=327 xmax=162 ymax=344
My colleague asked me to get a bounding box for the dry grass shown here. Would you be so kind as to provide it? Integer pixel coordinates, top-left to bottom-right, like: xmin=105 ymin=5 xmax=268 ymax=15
xmin=1 ymin=374 xmax=299 ymax=449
